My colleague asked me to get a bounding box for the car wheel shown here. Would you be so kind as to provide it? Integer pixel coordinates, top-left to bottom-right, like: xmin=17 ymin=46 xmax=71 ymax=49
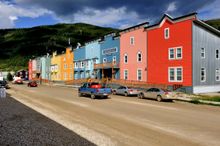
xmin=78 ymin=92 xmax=82 ymax=97
xmin=156 ymin=95 xmax=162 ymax=102
xmin=138 ymin=93 xmax=144 ymax=99
xmin=124 ymin=92 xmax=128 ymax=97
xmin=91 ymin=94 xmax=95 ymax=99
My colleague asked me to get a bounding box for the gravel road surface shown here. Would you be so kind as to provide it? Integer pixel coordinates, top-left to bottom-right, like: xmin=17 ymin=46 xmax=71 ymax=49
xmin=0 ymin=93 xmax=95 ymax=146
xmin=3 ymin=84 xmax=220 ymax=146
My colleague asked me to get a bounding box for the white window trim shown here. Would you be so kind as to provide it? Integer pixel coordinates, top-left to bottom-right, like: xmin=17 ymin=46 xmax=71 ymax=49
xmin=168 ymin=48 xmax=175 ymax=60
xmin=124 ymin=53 xmax=128 ymax=64
xmin=113 ymin=56 xmax=116 ymax=64
xmin=137 ymin=51 xmax=142 ymax=62
xmin=216 ymin=49 xmax=219 ymax=60
xmin=176 ymin=47 xmax=183 ymax=59
xmin=124 ymin=69 xmax=128 ymax=80
xmin=201 ymin=48 xmax=205 ymax=59
xmin=164 ymin=28 xmax=169 ymax=39
xmin=168 ymin=67 xmax=183 ymax=82
xmin=216 ymin=68 xmax=220 ymax=81
xmin=103 ymin=58 xmax=107 ymax=63
xmin=200 ymin=67 xmax=206 ymax=82
xmin=130 ymin=37 xmax=134 ymax=45
xmin=137 ymin=69 xmax=142 ymax=81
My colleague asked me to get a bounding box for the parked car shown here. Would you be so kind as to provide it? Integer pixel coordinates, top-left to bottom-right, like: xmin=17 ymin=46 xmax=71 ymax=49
xmin=12 ymin=79 xmax=23 ymax=84
xmin=78 ymin=82 xmax=112 ymax=99
xmin=138 ymin=88 xmax=176 ymax=102
xmin=112 ymin=86 xmax=140 ymax=96
xmin=27 ymin=80 xmax=38 ymax=87
xmin=0 ymin=80 xmax=10 ymax=89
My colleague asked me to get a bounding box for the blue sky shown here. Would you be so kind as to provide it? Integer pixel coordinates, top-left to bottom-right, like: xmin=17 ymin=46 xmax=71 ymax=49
xmin=0 ymin=0 xmax=219 ymax=29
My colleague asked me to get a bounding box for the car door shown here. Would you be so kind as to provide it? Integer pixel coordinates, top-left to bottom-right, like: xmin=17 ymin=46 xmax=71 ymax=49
xmin=151 ymin=88 xmax=161 ymax=99
xmin=144 ymin=88 xmax=154 ymax=98
xmin=80 ymin=83 xmax=88 ymax=94
xmin=117 ymin=86 xmax=124 ymax=95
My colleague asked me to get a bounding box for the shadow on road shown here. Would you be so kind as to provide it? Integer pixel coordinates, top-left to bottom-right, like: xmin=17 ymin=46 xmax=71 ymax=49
xmin=0 ymin=93 xmax=95 ymax=146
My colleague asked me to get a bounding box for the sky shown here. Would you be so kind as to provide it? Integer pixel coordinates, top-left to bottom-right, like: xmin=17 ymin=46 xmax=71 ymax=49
xmin=0 ymin=0 xmax=220 ymax=29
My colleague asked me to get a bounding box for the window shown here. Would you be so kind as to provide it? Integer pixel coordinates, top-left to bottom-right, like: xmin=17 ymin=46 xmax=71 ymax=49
xmin=216 ymin=49 xmax=219 ymax=59
xmin=201 ymin=68 xmax=206 ymax=82
xmin=176 ymin=48 xmax=182 ymax=59
xmin=169 ymin=47 xmax=182 ymax=60
xmin=169 ymin=48 xmax=175 ymax=59
xmin=81 ymin=62 xmax=84 ymax=68
xmin=113 ymin=56 xmax=116 ymax=63
xmin=69 ymin=64 xmax=72 ymax=69
xmin=137 ymin=52 xmax=142 ymax=62
xmin=137 ymin=69 xmax=142 ymax=81
xmin=216 ymin=69 xmax=220 ymax=81
xmin=124 ymin=70 xmax=128 ymax=80
xmin=168 ymin=67 xmax=183 ymax=82
xmin=103 ymin=58 xmax=107 ymax=63
xmin=164 ymin=28 xmax=169 ymax=39
xmin=201 ymin=48 xmax=205 ymax=58
xmin=130 ymin=37 xmax=134 ymax=45
xmin=64 ymin=64 xmax=67 ymax=69
xmin=169 ymin=68 xmax=175 ymax=81
xmin=75 ymin=62 xmax=78 ymax=68
xmin=124 ymin=54 xmax=128 ymax=63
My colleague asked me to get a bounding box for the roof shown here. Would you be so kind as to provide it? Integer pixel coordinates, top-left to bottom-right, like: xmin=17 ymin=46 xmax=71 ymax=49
xmin=193 ymin=19 xmax=220 ymax=36
xmin=145 ymin=12 xmax=197 ymax=30
xmin=119 ymin=21 xmax=149 ymax=33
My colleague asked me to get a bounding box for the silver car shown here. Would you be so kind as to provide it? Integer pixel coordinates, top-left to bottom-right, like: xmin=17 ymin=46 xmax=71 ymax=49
xmin=138 ymin=88 xmax=176 ymax=102
xmin=112 ymin=86 xmax=140 ymax=96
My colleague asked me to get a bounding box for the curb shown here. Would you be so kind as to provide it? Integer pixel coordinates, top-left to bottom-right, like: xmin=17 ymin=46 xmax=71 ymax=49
xmin=175 ymin=97 xmax=220 ymax=106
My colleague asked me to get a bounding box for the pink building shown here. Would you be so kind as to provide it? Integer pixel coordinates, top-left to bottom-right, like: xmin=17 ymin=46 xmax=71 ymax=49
xmin=119 ymin=22 xmax=149 ymax=81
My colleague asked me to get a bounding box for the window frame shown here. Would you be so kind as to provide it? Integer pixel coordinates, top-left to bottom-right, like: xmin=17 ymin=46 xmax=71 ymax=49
xmin=164 ymin=28 xmax=169 ymax=39
xmin=200 ymin=67 xmax=206 ymax=82
xmin=124 ymin=69 xmax=128 ymax=80
xmin=168 ymin=67 xmax=183 ymax=82
xmin=216 ymin=68 xmax=220 ymax=81
xmin=130 ymin=37 xmax=134 ymax=45
xmin=103 ymin=58 xmax=107 ymax=63
xmin=216 ymin=49 xmax=219 ymax=60
xmin=168 ymin=48 xmax=175 ymax=60
xmin=201 ymin=48 xmax=205 ymax=59
xmin=137 ymin=69 xmax=142 ymax=81
xmin=124 ymin=53 xmax=128 ymax=64
xmin=137 ymin=52 xmax=142 ymax=62
xmin=176 ymin=47 xmax=182 ymax=59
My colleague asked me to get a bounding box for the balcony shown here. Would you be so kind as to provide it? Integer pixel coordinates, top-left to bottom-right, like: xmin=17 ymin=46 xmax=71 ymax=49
xmin=94 ymin=62 xmax=119 ymax=69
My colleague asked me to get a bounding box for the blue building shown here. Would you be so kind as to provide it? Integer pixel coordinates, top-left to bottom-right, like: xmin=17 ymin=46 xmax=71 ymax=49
xmin=74 ymin=46 xmax=86 ymax=79
xmin=85 ymin=39 xmax=102 ymax=79
xmin=40 ymin=55 xmax=51 ymax=81
xmin=94 ymin=33 xmax=120 ymax=79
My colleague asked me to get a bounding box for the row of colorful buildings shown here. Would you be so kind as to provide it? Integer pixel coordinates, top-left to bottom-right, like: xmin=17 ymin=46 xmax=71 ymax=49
xmin=29 ymin=12 xmax=220 ymax=93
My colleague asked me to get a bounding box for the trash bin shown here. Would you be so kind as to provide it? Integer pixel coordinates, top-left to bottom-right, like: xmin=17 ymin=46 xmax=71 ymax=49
xmin=0 ymin=87 xmax=6 ymax=98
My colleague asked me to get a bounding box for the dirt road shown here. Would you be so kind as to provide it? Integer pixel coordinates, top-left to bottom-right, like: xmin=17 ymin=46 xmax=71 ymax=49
xmin=6 ymin=84 xmax=220 ymax=146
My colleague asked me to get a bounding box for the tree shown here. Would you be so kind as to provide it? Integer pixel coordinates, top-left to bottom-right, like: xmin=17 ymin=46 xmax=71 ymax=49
xmin=7 ymin=72 xmax=13 ymax=81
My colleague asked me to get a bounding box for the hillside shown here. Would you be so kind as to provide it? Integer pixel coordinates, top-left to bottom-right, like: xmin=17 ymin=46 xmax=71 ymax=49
xmin=0 ymin=23 xmax=118 ymax=71
xmin=206 ymin=19 xmax=220 ymax=30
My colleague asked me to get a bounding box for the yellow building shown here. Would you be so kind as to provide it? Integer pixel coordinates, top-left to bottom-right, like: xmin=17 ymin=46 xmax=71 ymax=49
xmin=50 ymin=51 xmax=62 ymax=81
xmin=60 ymin=47 xmax=74 ymax=81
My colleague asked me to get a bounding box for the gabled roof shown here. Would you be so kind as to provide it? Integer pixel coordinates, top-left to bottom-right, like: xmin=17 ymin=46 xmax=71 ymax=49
xmin=193 ymin=19 xmax=220 ymax=36
xmin=119 ymin=21 xmax=149 ymax=34
xmin=145 ymin=12 xmax=197 ymax=30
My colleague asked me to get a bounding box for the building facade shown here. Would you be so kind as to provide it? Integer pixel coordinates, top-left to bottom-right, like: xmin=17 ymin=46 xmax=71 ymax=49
xmin=146 ymin=13 xmax=220 ymax=93
xmin=28 ymin=59 xmax=32 ymax=80
xmin=60 ymin=47 xmax=74 ymax=81
xmin=85 ymin=39 xmax=101 ymax=79
xmin=74 ymin=46 xmax=86 ymax=79
xmin=40 ymin=55 xmax=51 ymax=81
xmin=50 ymin=52 xmax=62 ymax=81
xmin=95 ymin=33 xmax=120 ymax=79
xmin=120 ymin=22 xmax=149 ymax=82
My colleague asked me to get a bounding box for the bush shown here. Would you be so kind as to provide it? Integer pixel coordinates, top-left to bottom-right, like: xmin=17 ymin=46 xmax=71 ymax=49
xmin=7 ymin=72 xmax=13 ymax=81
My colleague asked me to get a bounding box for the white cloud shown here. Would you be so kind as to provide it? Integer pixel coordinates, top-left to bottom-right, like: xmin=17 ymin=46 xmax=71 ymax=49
xmin=57 ymin=7 xmax=146 ymax=28
xmin=166 ymin=1 xmax=177 ymax=13
xmin=198 ymin=0 xmax=220 ymax=20
xmin=0 ymin=1 xmax=51 ymax=28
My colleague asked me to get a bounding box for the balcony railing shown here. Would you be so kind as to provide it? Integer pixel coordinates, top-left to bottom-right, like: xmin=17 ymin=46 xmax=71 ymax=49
xmin=94 ymin=62 xmax=119 ymax=69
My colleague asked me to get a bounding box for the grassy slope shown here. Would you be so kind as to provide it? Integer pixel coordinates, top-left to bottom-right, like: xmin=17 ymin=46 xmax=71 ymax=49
xmin=0 ymin=23 xmax=118 ymax=71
